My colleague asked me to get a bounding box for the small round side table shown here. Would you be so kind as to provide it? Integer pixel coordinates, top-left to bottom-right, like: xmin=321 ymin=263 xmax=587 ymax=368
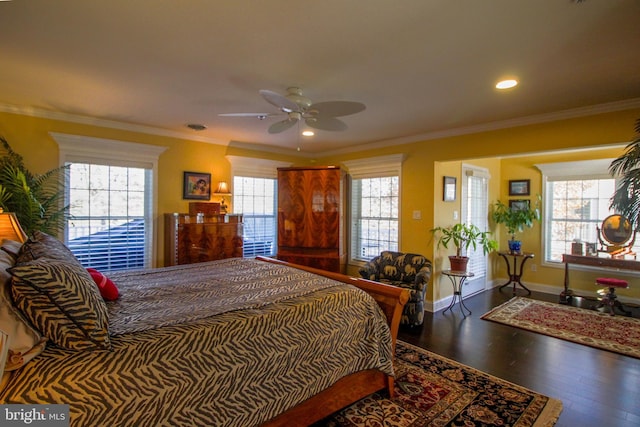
xmin=442 ymin=269 xmax=475 ymax=317
xmin=497 ymin=251 xmax=534 ymax=295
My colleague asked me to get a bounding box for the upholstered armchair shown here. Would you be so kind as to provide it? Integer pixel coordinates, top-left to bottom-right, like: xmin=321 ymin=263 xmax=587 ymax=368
xmin=359 ymin=251 xmax=432 ymax=327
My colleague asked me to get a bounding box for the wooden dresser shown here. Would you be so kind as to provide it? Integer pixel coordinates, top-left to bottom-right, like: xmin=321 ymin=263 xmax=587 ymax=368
xmin=277 ymin=166 xmax=345 ymax=273
xmin=164 ymin=213 xmax=243 ymax=266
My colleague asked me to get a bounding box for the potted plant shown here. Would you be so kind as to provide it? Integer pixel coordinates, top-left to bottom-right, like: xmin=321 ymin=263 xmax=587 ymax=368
xmin=431 ymin=223 xmax=498 ymax=272
xmin=0 ymin=136 xmax=69 ymax=235
xmin=491 ymin=195 xmax=541 ymax=254
xmin=609 ymin=117 xmax=640 ymax=228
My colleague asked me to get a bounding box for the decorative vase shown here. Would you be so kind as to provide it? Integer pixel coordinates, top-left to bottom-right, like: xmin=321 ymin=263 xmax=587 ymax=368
xmin=449 ymin=255 xmax=469 ymax=272
xmin=508 ymin=239 xmax=522 ymax=254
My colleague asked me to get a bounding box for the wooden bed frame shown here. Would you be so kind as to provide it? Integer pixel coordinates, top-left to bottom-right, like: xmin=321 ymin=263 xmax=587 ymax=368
xmin=256 ymin=256 xmax=410 ymax=427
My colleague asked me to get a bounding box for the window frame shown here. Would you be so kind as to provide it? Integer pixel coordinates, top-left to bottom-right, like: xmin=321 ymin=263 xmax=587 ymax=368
xmin=535 ymin=158 xmax=617 ymax=267
xmin=343 ymin=154 xmax=405 ymax=266
xmin=226 ymin=155 xmax=291 ymax=258
xmin=232 ymin=176 xmax=278 ymax=257
xmin=53 ymin=132 xmax=167 ymax=267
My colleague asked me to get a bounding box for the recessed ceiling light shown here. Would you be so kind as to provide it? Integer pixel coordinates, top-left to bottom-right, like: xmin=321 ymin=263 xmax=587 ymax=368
xmin=302 ymin=130 xmax=314 ymax=136
xmin=496 ymin=79 xmax=518 ymax=90
xmin=186 ymin=123 xmax=207 ymax=131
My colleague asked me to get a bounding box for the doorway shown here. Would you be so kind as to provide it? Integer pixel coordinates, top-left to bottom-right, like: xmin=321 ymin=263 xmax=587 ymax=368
xmin=460 ymin=164 xmax=491 ymax=296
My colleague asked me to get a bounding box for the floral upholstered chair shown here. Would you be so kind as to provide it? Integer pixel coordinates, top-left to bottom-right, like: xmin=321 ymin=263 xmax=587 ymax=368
xmin=359 ymin=251 xmax=432 ymax=327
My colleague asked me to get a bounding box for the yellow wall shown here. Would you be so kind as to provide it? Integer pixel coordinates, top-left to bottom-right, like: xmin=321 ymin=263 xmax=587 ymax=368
xmin=491 ymin=146 xmax=631 ymax=298
xmin=2 ymin=106 xmax=639 ymax=304
xmin=0 ymin=111 xmax=299 ymax=266
xmin=321 ymin=108 xmax=640 ymax=303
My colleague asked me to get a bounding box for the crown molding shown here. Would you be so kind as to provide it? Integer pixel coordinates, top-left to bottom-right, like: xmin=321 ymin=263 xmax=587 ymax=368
xmin=0 ymin=103 xmax=228 ymax=146
xmin=226 ymin=140 xmax=314 ymax=158
xmin=3 ymin=98 xmax=639 ymax=159
xmin=320 ymin=98 xmax=640 ymax=157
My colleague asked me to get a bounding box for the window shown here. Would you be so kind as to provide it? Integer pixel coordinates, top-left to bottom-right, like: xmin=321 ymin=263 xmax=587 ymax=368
xmin=66 ymin=163 xmax=150 ymax=271
xmin=233 ymin=176 xmax=276 ymax=257
xmin=227 ymin=156 xmax=290 ymax=258
xmin=53 ymin=133 xmax=167 ymax=271
xmin=344 ymin=155 xmax=404 ymax=263
xmin=351 ymin=176 xmax=399 ymax=260
xmin=536 ymin=159 xmax=637 ymax=263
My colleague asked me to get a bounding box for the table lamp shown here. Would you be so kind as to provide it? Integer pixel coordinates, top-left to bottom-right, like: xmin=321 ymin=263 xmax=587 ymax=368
xmin=214 ymin=181 xmax=232 ymax=214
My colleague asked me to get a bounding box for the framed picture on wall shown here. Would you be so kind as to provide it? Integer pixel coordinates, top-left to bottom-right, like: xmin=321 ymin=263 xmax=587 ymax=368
xmin=509 ymin=199 xmax=530 ymax=211
xmin=509 ymin=179 xmax=530 ymax=196
xmin=183 ymin=171 xmax=211 ymax=200
xmin=443 ymin=176 xmax=456 ymax=202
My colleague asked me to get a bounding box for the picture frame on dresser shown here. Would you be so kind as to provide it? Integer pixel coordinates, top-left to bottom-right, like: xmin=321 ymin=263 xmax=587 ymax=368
xmin=183 ymin=171 xmax=211 ymax=200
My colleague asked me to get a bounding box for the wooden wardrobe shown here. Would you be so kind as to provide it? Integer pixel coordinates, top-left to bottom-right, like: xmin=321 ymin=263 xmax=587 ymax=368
xmin=277 ymin=166 xmax=345 ymax=273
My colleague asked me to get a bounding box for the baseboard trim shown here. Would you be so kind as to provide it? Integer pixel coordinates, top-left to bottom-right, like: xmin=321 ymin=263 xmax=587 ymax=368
xmin=425 ymin=279 xmax=640 ymax=313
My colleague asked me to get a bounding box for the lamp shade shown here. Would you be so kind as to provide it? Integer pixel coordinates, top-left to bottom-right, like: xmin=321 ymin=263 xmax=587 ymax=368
xmin=0 ymin=212 xmax=27 ymax=243
xmin=214 ymin=181 xmax=231 ymax=195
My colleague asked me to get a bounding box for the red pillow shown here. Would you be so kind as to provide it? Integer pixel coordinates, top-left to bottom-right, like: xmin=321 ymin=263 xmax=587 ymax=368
xmin=86 ymin=268 xmax=120 ymax=301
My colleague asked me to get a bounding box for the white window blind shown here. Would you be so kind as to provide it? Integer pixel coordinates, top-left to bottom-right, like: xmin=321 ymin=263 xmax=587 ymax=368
xmin=66 ymin=163 xmax=151 ymax=271
xmin=233 ymin=176 xmax=276 ymax=257
xmin=344 ymin=154 xmax=404 ymax=262
xmin=227 ymin=156 xmax=290 ymax=258
xmin=351 ymin=176 xmax=400 ymax=260
xmin=463 ymin=168 xmax=490 ymax=279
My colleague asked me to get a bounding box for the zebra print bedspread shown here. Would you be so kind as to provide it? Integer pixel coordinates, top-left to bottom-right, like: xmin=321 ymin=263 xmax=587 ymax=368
xmin=1 ymin=258 xmax=393 ymax=427
xmin=106 ymin=258 xmax=347 ymax=335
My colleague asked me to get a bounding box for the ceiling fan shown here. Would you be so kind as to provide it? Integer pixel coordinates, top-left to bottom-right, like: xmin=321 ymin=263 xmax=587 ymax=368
xmin=219 ymin=87 xmax=366 ymax=134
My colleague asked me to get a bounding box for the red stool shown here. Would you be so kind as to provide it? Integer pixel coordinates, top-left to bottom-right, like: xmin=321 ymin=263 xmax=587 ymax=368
xmin=593 ymin=277 xmax=631 ymax=316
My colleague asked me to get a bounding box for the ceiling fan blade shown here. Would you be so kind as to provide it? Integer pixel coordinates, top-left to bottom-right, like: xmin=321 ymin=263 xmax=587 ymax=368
xmin=260 ymin=90 xmax=300 ymax=113
xmin=309 ymin=101 xmax=366 ymax=117
xmin=218 ymin=112 xmax=280 ymax=118
xmin=268 ymin=118 xmax=298 ymax=134
xmin=306 ymin=117 xmax=348 ymax=131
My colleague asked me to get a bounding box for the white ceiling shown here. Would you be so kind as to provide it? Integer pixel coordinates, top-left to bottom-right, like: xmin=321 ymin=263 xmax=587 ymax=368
xmin=1 ymin=0 xmax=639 ymax=155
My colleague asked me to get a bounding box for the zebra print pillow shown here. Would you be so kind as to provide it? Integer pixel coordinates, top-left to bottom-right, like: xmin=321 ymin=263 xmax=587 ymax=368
xmin=0 ymin=241 xmax=46 ymax=371
xmin=9 ymin=259 xmax=111 ymax=351
xmin=16 ymin=230 xmax=80 ymax=265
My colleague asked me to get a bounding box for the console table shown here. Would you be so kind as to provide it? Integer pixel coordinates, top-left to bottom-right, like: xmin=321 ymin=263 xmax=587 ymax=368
xmin=561 ymin=253 xmax=640 ymax=303
xmin=497 ymin=251 xmax=534 ymax=295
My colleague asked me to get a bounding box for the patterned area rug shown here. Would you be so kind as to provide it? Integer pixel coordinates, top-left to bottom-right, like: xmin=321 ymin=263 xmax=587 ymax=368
xmin=317 ymin=340 xmax=562 ymax=426
xmin=481 ymin=297 xmax=640 ymax=359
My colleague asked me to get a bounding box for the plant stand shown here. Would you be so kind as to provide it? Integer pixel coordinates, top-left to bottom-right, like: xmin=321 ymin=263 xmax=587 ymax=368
xmin=442 ymin=269 xmax=474 ymax=317
xmin=497 ymin=251 xmax=534 ymax=295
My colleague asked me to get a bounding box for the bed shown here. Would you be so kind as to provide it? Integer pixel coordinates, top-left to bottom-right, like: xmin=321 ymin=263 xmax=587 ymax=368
xmin=0 ymin=232 xmax=408 ymax=426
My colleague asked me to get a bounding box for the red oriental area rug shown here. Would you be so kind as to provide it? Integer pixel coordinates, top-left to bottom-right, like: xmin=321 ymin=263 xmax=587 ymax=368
xmin=481 ymin=297 xmax=640 ymax=359
xmin=317 ymin=341 xmax=562 ymax=427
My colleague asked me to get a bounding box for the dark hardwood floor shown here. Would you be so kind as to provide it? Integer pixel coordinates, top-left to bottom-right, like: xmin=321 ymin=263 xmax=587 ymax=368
xmin=398 ymin=288 xmax=640 ymax=427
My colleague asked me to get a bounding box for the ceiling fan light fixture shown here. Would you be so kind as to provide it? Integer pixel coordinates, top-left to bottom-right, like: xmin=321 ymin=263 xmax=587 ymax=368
xmin=228 ymin=87 xmax=365 ymax=136
xmin=496 ymin=79 xmax=518 ymax=90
